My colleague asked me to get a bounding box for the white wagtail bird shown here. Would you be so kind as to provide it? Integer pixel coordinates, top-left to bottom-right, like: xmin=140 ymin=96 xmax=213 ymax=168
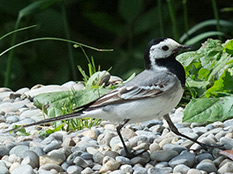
xmin=8 ymin=38 xmax=216 ymax=157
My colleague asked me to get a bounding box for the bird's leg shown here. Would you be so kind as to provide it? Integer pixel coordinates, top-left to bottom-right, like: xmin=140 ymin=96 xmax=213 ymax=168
xmin=116 ymin=119 xmax=146 ymax=158
xmin=163 ymin=114 xmax=223 ymax=150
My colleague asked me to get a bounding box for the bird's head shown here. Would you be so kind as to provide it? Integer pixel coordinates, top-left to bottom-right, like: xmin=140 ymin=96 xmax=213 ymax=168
xmin=144 ymin=38 xmax=190 ymax=69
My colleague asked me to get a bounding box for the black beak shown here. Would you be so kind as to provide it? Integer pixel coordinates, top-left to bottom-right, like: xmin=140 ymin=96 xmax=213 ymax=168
xmin=179 ymin=45 xmax=192 ymax=51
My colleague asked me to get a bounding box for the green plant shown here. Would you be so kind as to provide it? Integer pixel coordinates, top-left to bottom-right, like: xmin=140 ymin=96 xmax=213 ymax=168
xmin=177 ymin=38 xmax=233 ymax=123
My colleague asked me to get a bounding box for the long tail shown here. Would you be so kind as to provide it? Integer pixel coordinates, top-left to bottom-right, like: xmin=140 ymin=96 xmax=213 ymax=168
xmin=5 ymin=111 xmax=82 ymax=133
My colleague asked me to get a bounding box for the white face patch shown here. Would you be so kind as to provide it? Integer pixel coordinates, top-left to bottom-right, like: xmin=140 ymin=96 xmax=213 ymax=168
xmin=149 ymin=38 xmax=181 ymax=69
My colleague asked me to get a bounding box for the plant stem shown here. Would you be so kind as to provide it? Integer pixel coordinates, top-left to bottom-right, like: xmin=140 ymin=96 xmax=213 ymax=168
xmin=60 ymin=2 xmax=77 ymax=80
xmin=167 ymin=0 xmax=179 ymax=40
xmin=4 ymin=17 xmax=21 ymax=87
xmin=211 ymin=0 xmax=221 ymax=40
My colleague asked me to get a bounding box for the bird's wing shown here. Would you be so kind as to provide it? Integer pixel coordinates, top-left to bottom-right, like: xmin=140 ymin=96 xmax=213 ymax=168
xmin=88 ymin=71 xmax=177 ymax=108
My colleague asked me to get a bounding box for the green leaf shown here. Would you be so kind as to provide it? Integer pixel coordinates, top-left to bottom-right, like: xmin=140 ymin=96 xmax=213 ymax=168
xmin=224 ymin=40 xmax=233 ymax=55
xmin=34 ymin=88 xmax=112 ymax=118
xmin=183 ymin=96 xmax=233 ymax=123
xmin=205 ymin=69 xmax=233 ymax=97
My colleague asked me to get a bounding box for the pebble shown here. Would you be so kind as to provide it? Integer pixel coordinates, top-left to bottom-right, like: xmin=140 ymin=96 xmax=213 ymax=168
xmin=169 ymin=151 xmax=196 ymax=168
xmin=150 ymin=149 xmax=178 ymax=161
xmin=11 ymin=164 xmax=35 ymax=174
xmin=1 ymin=82 xmax=233 ymax=173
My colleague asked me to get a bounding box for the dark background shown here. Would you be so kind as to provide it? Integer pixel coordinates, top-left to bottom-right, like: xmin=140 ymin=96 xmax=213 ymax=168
xmin=0 ymin=0 xmax=233 ymax=90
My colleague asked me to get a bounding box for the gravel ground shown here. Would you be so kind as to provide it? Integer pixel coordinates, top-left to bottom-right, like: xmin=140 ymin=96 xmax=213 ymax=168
xmin=0 ymin=81 xmax=233 ymax=174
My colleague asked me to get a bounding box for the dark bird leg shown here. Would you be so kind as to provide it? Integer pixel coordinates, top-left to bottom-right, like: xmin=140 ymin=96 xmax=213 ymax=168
xmin=163 ymin=114 xmax=223 ymax=150
xmin=116 ymin=119 xmax=146 ymax=158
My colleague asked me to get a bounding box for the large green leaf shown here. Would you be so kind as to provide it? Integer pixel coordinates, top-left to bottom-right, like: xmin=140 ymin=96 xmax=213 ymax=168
xmin=183 ymin=96 xmax=233 ymax=123
xmin=34 ymin=88 xmax=112 ymax=118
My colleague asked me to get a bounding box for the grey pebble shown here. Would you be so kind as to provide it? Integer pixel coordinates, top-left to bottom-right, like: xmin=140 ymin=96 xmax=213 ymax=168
xmin=80 ymin=152 xmax=93 ymax=160
xmin=73 ymin=156 xmax=90 ymax=168
xmin=224 ymin=119 xmax=233 ymax=128
xmin=81 ymin=167 xmax=94 ymax=174
xmin=163 ymin=143 xmax=187 ymax=153
xmin=43 ymin=141 xmax=61 ymax=153
xmin=11 ymin=164 xmax=35 ymax=174
xmin=169 ymin=151 xmax=196 ymax=168
xmin=6 ymin=116 xmax=19 ymax=124
xmin=116 ymin=156 xmax=132 ymax=165
xmin=30 ymin=146 xmax=46 ymax=156
xmin=155 ymin=161 xmax=169 ymax=168
xmin=92 ymin=164 xmax=102 ymax=171
xmin=120 ymin=164 xmax=133 ymax=173
xmin=97 ymin=132 xmax=115 ymax=146
xmin=22 ymin=150 xmax=39 ymax=168
xmin=196 ymin=159 xmax=217 ymax=173
xmin=110 ymin=170 xmax=126 ymax=174
xmin=132 ymin=165 xmax=147 ymax=174
xmin=147 ymin=167 xmax=172 ymax=174
xmin=67 ymin=165 xmax=82 ymax=174
xmin=9 ymin=145 xmax=29 ymax=158
xmin=220 ymin=137 xmax=233 ymax=149
xmin=39 ymin=163 xmax=64 ymax=172
xmin=93 ymin=152 xmax=104 ymax=164
xmin=129 ymin=136 xmax=148 ymax=147
xmin=141 ymin=120 xmax=163 ymax=128
xmin=173 ymin=164 xmax=190 ymax=174
xmin=151 ymin=149 xmax=178 ymax=161
xmin=0 ymin=161 xmax=9 ymax=174
xmin=47 ymin=148 xmax=66 ymax=162
xmin=0 ymin=146 xmax=10 ymax=157
xmin=196 ymin=153 xmax=214 ymax=163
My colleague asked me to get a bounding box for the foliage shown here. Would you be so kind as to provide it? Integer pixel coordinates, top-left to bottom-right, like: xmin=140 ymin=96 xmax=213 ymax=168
xmin=177 ymin=39 xmax=233 ymax=123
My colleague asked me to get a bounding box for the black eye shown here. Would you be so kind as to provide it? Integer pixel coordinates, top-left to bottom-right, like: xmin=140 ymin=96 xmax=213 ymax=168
xmin=162 ymin=46 xmax=169 ymax=51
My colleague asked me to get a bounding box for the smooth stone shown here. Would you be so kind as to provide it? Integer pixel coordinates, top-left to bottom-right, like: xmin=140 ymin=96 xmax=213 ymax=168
xmin=0 ymin=161 xmax=9 ymax=174
xmin=155 ymin=161 xmax=169 ymax=168
xmin=93 ymin=152 xmax=104 ymax=164
xmin=0 ymin=102 xmax=18 ymax=112
xmin=22 ymin=150 xmax=39 ymax=168
xmin=6 ymin=116 xmax=19 ymax=124
xmin=0 ymin=87 xmax=12 ymax=92
xmin=75 ymin=140 xmax=97 ymax=151
xmin=66 ymin=151 xmax=83 ymax=164
xmin=67 ymin=165 xmax=82 ymax=174
xmin=81 ymin=167 xmax=93 ymax=174
xmin=110 ymin=170 xmax=126 ymax=174
xmin=120 ymin=164 xmax=133 ymax=173
xmin=132 ymin=165 xmax=147 ymax=174
xmin=187 ymin=169 xmax=202 ymax=174
xmin=61 ymin=81 xmax=76 ymax=88
xmin=163 ymin=143 xmax=187 ymax=153
xmin=24 ymin=85 xmax=69 ymax=98
xmin=121 ymin=127 xmax=137 ymax=139
xmin=149 ymin=142 xmax=160 ymax=152
xmin=99 ymin=156 xmax=120 ymax=173
xmin=0 ymin=146 xmax=10 ymax=157
xmin=129 ymin=136 xmax=148 ymax=147
xmin=196 ymin=153 xmax=214 ymax=163
xmin=8 ymin=154 xmax=22 ymax=163
xmin=218 ymin=161 xmax=233 ymax=174
xmin=15 ymin=87 xmax=30 ymax=94
xmin=81 ymin=129 xmax=98 ymax=140
xmin=30 ymin=146 xmax=46 ymax=156
xmin=196 ymin=159 xmax=217 ymax=173
xmin=173 ymin=164 xmax=190 ymax=174
xmin=141 ymin=120 xmax=163 ymax=128
xmin=73 ymin=156 xmax=90 ymax=168
xmin=20 ymin=109 xmax=43 ymax=121
xmin=62 ymin=137 xmax=76 ymax=147
xmin=39 ymin=163 xmax=64 ymax=172
xmin=47 ymin=148 xmax=66 ymax=162
xmin=92 ymin=164 xmax=102 ymax=171
xmin=147 ymin=167 xmax=172 ymax=174
xmin=220 ymin=137 xmax=233 ymax=149
xmin=169 ymin=151 xmax=196 ymax=168
xmin=104 ymin=151 xmax=119 ymax=159
xmin=151 ymin=149 xmax=178 ymax=161
xmin=80 ymin=152 xmax=93 ymax=160
xmin=39 ymin=155 xmax=63 ymax=166
xmin=86 ymin=147 xmax=98 ymax=155
xmin=43 ymin=142 xmax=61 ymax=153
xmin=193 ymin=127 xmax=208 ymax=135
xmin=135 ymin=130 xmax=158 ymax=142
xmin=9 ymin=145 xmax=29 ymax=158
xmin=224 ymin=119 xmax=233 ymax=128
xmin=97 ymin=132 xmax=115 ymax=146
xmin=11 ymin=164 xmax=35 ymax=174
xmin=116 ymin=156 xmax=132 ymax=165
